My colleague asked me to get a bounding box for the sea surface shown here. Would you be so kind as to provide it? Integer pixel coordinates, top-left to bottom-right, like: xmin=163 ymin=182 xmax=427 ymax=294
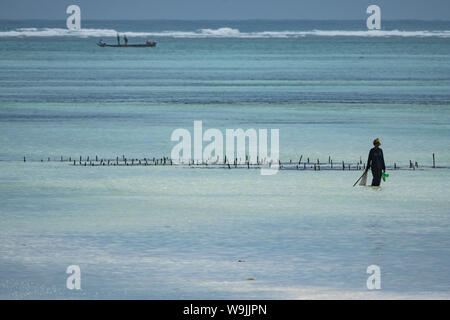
xmin=0 ymin=20 xmax=450 ymax=299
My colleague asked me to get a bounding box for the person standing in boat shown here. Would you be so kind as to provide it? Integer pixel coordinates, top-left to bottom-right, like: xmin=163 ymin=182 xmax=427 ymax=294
xmin=124 ymin=34 xmax=128 ymax=46
xmin=117 ymin=33 xmax=120 ymax=45
xmin=364 ymin=138 xmax=386 ymax=186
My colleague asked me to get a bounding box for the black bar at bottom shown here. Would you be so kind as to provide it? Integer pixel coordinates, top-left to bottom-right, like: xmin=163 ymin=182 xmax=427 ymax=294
xmin=0 ymin=300 xmax=445 ymax=318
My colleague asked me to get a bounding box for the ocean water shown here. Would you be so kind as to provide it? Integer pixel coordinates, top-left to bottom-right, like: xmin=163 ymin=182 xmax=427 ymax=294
xmin=0 ymin=20 xmax=450 ymax=299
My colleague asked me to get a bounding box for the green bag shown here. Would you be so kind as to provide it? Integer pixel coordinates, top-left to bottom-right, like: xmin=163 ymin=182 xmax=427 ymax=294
xmin=382 ymin=172 xmax=389 ymax=182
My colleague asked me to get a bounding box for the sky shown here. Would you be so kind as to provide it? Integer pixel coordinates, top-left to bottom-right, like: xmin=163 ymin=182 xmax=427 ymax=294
xmin=0 ymin=0 xmax=450 ymax=20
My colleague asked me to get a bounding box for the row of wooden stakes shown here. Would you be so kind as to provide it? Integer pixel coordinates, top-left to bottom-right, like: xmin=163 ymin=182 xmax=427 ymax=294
xmin=21 ymin=154 xmax=440 ymax=170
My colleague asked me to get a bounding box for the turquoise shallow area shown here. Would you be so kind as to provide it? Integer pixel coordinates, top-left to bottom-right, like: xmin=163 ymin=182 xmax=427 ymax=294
xmin=1 ymin=102 xmax=449 ymax=166
xmin=0 ymin=20 xmax=450 ymax=298
xmin=0 ymin=163 xmax=449 ymax=298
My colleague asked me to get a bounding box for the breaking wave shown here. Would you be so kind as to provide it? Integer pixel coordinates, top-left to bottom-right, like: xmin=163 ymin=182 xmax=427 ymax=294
xmin=1 ymin=27 xmax=450 ymax=38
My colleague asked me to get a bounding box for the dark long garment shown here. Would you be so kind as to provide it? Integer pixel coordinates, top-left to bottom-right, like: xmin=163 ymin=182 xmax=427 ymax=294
xmin=366 ymin=147 xmax=386 ymax=186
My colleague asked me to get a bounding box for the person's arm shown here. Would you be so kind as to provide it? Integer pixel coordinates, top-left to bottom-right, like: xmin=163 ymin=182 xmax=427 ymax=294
xmin=366 ymin=149 xmax=373 ymax=172
xmin=381 ymin=149 xmax=386 ymax=172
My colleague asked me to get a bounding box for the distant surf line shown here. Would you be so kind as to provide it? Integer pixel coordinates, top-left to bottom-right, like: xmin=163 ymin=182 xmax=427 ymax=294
xmin=1 ymin=27 xmax=450 ymax=38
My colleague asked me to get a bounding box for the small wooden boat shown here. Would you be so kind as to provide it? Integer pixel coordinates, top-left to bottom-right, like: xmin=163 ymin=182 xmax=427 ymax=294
xmin=97 ymin=41 xmax=156 ymax=48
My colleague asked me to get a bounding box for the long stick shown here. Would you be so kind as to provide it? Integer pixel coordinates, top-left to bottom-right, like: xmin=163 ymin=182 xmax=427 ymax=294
xmin=353 ymin=171 xmax=366 ymax=187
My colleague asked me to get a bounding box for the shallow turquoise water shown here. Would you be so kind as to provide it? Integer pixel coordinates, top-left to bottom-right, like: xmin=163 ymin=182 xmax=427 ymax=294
xmin=0 ymin=20 xmax=450 ymax=298
xmin=1 ymin=163 xmax=449 ymax=298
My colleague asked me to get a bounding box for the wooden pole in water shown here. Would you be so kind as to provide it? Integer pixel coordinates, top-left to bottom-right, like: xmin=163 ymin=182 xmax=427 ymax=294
xmin=433 ymin=153 xmax=435 ymax=168
xmin=24 ymin=156 xmax=26 ymax=162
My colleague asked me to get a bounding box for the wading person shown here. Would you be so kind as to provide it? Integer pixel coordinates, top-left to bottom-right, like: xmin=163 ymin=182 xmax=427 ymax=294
xmin=117 ymin=33 xmax=120 ymax=45
xmin=365 ymin=138 xmax=386 ymax=186
xmin=124 ymin=34 xmax=128 ymax=46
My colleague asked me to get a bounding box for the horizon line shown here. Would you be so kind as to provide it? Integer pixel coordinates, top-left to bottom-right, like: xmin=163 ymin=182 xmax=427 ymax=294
xmin=1 ymin=18 xmax=450 ymax=22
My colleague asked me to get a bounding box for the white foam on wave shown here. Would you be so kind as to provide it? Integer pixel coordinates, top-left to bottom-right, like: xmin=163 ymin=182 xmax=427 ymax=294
xmin=0 ymin=27 xmax=121 ymax=38
xmin=1 ymin=27 xmax=450 ymax=38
